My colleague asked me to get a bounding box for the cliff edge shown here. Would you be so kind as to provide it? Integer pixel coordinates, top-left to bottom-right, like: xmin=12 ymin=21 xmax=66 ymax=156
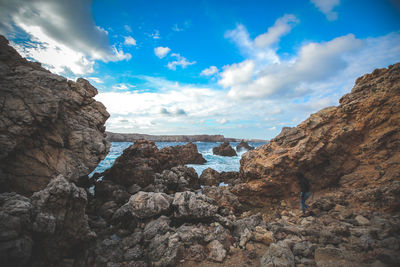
xmin=237 ymin=63 xmax=400 ymax=210
xmin=0 ymin=35 xmax=110 ymax=195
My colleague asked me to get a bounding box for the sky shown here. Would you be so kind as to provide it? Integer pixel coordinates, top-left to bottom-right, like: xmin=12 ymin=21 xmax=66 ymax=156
xmin=1 ymin=0 xmax=400 ymax=139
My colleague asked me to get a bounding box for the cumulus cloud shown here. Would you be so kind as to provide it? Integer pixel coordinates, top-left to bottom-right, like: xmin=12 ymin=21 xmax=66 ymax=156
xmin=200 ymin=66 xmax=219 ymax=76
xmin=0 ymin=0 xmax=131 ymax=75
xmin=167 ymin=53 xmax=196 ymax=70
xmin=124 ymin=36 xmax=136 ymax=46
xmin=219 ymin=60 xmax=255 ymax=88
xmin=154 ymin=46 xmax=171 ymax=58
xmin=217 ymin=118 xmax=228 ymax=124
xmin=311 ymin=0 xmax=340 ymax=21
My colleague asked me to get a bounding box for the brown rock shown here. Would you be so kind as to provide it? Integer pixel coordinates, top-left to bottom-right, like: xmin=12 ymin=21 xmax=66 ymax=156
xmin=213 ymin=142 xmax=238 ymax=157
xmin=199 ymin=168 xmax=221 ymax=186
xmin=236 ymin=140 xmax=254 ymax=152
xmin=0 ymin=35 xmax=110 ymax=195
xmin=238 ymin=63 xmax=400 ymax=209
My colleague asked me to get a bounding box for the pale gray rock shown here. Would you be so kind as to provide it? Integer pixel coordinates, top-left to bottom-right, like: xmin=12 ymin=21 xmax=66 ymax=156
xmin=260 ymin=241 xmax=295 ymax=267
xmin=207 ymin=239 xmax=226 ymax=262
xmin=172 ymin=191 xmax=218 ymax=220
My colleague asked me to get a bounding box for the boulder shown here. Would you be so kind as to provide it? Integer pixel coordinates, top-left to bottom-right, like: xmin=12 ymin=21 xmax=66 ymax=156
xmin=236 ymin=140 xmax=254 ymax=152
xmin=238 ymin=63 xmax=400 ymax=208
xmin=207 ymin=240 xmax=226 ymax=262
xmin=0 ymin=35 xmax=110 ymax=195
xmin=199 ymin=168 xmax=221 ymax=186
xmin=202 ymin=186 xmax=243 ymax=213
xmin=172 ymin=191 xmax=219 ymax=220
xmin=113 ymin=191 xmax=172 ymax=220
xmin=213 ymin=142 xmax=237 ymax=157
xmin=153 ymin=166 xmax=200 ymax=193
xmin=260 ymin=241 xmax=295 ymax=267
xmin=0 ymin=192 xmax=33 ymax=267
xmin=30 ymin=175 xmax=95 ymax=265
xmin=102 ymin=140 xmax=205 ymax=188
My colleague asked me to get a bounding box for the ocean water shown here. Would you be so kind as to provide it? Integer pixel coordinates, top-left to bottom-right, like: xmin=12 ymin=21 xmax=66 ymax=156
xmin=91 ymin=141 xmax=266 ymax=176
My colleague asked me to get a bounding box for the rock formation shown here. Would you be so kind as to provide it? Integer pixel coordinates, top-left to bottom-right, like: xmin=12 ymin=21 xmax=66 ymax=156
xmin=213 ymin=142 xmax=238 ymax=157
xmin=101 ymin=139 xmax=205 ymax=188
xmin=237 ymin=63 xmax=400 ymax=209
xmin=236 ymin=140 xmax=255 ymax=152
xmin=0 ymin=35 xmax=110 ymax=196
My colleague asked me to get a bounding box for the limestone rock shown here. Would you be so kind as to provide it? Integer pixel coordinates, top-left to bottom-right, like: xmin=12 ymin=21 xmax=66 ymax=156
xmin=238 ymin=63 xmax=400 ymax=209
xmin=153 ymin=165 xmax=200 ymax=193
xmin=114 ymin=191 xmax=172 ymax=220
xmin=102 ymin=139 xmax=205 ymax=188
xmin=199 ymin=168 xmax=221 ymax=186
xmin=207 ymin=240 xmax=226 ymax=262
xmin=172 ymin=191 xmax=219 ymax=220
xmin=213 ymin=142 xmax=237 ymax=157
xmin=260 ymin=241 xmax=295 ymax=267
xmin=236 ymin=140 xmax=254 ymax=152
xmin=0 ymin=192 xmax=33 ymax=267
xmin=0 ymin=35 xmax=110 ymax=195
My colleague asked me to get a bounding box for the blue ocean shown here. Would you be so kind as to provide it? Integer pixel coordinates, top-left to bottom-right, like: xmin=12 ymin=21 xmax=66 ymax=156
xmin=91 ymin=141 xmax=266 ymax=176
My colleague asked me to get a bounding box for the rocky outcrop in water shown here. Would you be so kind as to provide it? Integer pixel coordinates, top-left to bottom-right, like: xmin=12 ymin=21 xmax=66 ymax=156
xmin=0 ymin=35 xmax=110 ymax=196
xmin=237 ymin=63 xmax=400 ymax=209
xmin=101 ymin=139 xmax=205 ymax=188
xmin=236 ymin=140 xmax=254 ymax=152
xmin=213 ymin=142 xmax=238 ymax=157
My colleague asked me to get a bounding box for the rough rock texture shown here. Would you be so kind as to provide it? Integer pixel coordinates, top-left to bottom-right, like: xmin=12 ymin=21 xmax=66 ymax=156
xmin=236 ymin=140 xmax=254 ymax=152
xmin=199 ymin=168 xmax=221 ymax=186
xmin=213 ymin=142 xmax=238 ymax=157
xmin=102 ymin=139 xmax=205 ymax=188
xmin=153 ymin=166 xmax=200 ymax=193
xmin=238 ymin=63 xmax=400 ymax=208
xmin=0 ymin=35 xmax=110 ymax=195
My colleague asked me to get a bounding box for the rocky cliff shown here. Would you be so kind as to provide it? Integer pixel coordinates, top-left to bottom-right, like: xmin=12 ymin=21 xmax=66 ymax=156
xmin=237 ymin=63 xmax=400 ymax=210
xmin=0 ymin=35 xmax=110 ymax=195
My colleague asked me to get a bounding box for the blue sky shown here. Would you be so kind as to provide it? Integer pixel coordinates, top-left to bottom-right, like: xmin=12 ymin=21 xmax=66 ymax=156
xmin=1 ymin=0 xmax=400 ymax=139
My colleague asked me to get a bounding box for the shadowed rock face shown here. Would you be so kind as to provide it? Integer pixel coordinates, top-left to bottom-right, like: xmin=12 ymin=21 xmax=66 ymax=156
xmin=213 ymin=142 xmax=237 ymax=157
xmin=0 ymin=35 xmax=110 ymax=195
xmin=102 ymin=139 xmax=206 ymax=188
xmin=237 ymin=63 xmax=400 ymax=208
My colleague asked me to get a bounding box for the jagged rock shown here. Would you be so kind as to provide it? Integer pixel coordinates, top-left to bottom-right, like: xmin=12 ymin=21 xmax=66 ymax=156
xmin=147 ymin=232 xmax=182 ymax=266
xmin=238 ymin=63 xmax=400 ymax=209
xmin=0 ymin=35 xmax=110 ymax=195
xmin=314 ymin=247 xmax=346 ymax=267
xmin=220 ymin=171 xmax=240 ymax=185
xmin=252 ymin=226 xmax=275 ymax=245
xmin=113 ymin=191 xmax=172 ymax=220
xmin=143 ymin=216 xmax=171 ymax=241
xmin=236 ymin=140 xmax=254 ymax=152
xmin=30 ymin=175 xmax=95 ymax=265
xmin=199 ymin=168 xmax=221 ymax=186
xmin=172 ymin=191 xmax=219 ymax=220
xmin=102 ymin=140 xmax=205 ymax=188
xmin=213 ymin=142 xmax=237 ymax=157
xmin=260 ymin=241 xmax=295 ymax=267
xmin=207 ymin=240 xmax=226 ymax=262
xmin=0 ymin=192 xmax=33 ymax=267
xmin=153 ymin=166 xmax=200 ymax=193
xmin=202 ymin=186 xmax=243 ymax=213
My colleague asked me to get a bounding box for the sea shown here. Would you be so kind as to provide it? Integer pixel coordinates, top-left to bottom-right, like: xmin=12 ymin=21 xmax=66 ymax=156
xmin=91 ymin=141 xmax=267 ymax=176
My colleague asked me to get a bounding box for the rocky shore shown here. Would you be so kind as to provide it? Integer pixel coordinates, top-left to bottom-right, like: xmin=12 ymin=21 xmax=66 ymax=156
xmin=0 ymin=35 xmax=399 ymax=267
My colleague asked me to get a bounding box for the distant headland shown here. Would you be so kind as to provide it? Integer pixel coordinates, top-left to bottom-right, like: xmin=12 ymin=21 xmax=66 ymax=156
xmin=106 ymin=131 xmax=268 ymax=143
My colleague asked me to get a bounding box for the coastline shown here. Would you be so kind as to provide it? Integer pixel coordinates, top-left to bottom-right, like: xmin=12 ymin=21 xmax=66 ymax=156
xmin=106 ymin=131 xmax=268 ymax=143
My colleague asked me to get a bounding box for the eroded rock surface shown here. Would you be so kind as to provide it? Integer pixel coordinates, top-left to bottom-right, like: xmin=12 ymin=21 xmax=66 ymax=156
xmin=0 ymin=35 xmax=110 ymax=195
xmin=213 ymin=142 xmax=238 ymax=157
xmin=238 ymin=63 xmax=400 ymax=209
xmin=236 ymin=140 xmax=254 ymax=152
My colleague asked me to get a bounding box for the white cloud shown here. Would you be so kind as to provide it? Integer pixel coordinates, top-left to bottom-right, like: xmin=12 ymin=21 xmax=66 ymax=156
xmin=124 ymin=36 xmax=136 ymax=46
xmin=219 ymin=60 xmax=255 ymax=88
xmin=151 ymin=29 xmax=160 ymax=39
xmin=200 ymin=66 xmax=219 ymax=76
xmin=88 ymin=77 xmax=104 ymax=84
xmin=254 ymin=14 xmax=299 ymax=48
xmin=167 ymin=53 xmax=196 ymax=70
xmin=124 ymin=25 xmax=132 ymax=32
xmin=311 ymin=0 xmax=340 ymax=21
xmin=112 ymin=83 xmax=136 ymax=90
xmin=1 ymin=0 xmax=131 ymax=75
xmin=154 ymin=46 xmax=171 ymax=58
xmin=217 ymin=118 xmax=228 ymax=124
